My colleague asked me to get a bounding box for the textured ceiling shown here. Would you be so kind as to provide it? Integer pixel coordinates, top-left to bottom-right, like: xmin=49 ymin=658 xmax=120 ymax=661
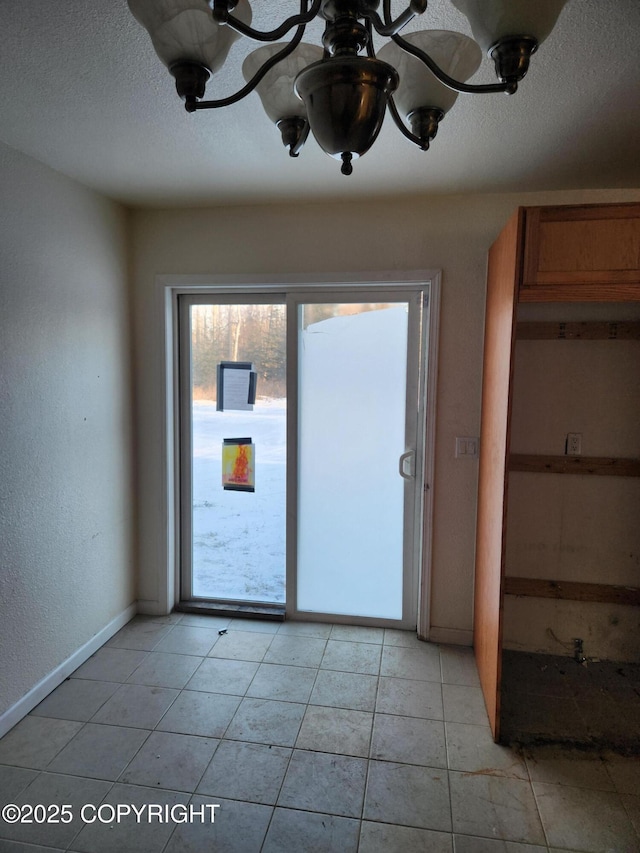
xmin=1 ymin=1 xmax=639 ymax=206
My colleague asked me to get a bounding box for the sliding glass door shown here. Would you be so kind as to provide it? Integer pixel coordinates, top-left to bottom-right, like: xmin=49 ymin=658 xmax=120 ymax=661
xmin=178 ymin=287 xmax=427 ymax=627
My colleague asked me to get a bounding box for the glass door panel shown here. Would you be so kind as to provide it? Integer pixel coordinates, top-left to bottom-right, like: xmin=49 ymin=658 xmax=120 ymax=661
xmin=182 ymin=299 xmax=287 ymax=604
xmin=296 ymin=301 xmax=412 ymax=620
xmin=179 ymin=287 xmax=426 ymax=627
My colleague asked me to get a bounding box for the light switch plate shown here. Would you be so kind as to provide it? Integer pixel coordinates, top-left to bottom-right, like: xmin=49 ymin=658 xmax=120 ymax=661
xmin=455 ymin=437 xmax=479 ymax=458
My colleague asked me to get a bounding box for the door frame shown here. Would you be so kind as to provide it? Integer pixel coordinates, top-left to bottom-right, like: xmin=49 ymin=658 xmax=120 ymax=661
xmin=158 ymin=271 xmax=440 ymax=636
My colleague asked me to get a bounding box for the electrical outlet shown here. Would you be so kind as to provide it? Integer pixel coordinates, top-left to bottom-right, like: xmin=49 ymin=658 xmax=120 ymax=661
xmin=566 ymin=433 xmax=582 ymax=455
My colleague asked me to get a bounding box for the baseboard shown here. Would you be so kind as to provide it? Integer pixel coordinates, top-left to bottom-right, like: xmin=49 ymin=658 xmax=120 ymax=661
xmin=429 ymin=626 xmax=473 ymax=647
xmin=136 ymin=599 xmax=165 ymax=616
xmin=0 ymin=602 xmax=137 ymax=739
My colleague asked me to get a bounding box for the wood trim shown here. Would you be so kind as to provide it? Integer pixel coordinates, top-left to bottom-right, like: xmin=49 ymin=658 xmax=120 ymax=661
xmin=509 ymin=455 xmax=640 ymax=477
xmin=522 ymin=207 xmax=542 ymax=288
xmin=504 ymin=577 xmax=640 ymax=607
xmin=519 ymin=283 xmax=640 ymax=302
xmin=474 ymin=208 xmax=523 ymax=742
xmin=530 ymin=203 xmax=640 ymax=223
xmin=516 ymin=321 xmax=640 ymax=340
xmin=526 ymin=271 xmax=640 ymax=285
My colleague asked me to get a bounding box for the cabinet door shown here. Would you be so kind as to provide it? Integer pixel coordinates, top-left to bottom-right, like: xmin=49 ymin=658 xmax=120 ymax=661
xmin=475 ymin=208 xmax=522 ymax=741
xmin=521 ymin=203 xmax=640 ymax=301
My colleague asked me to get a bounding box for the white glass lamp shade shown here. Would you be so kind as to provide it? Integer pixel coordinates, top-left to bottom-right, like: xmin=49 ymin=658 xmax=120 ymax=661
xmin=128 ymin=0 xmax=252 ymax=73
xmin=451 ymin=0 xmax=568 ymax=53
xmin=378 ymin=31 xmax=481 ymax=117
xmin=242 ymin=42 xmax=323 ymax=124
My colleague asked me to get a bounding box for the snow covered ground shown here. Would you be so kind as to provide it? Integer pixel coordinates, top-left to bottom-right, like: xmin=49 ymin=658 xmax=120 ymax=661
xmin=192 ymin=398 xmax=286 ymax=602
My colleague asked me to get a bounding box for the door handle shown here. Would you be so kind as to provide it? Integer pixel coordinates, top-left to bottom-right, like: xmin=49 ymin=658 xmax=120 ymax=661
xmin=398 ymin=450 xmax=415 ymax=480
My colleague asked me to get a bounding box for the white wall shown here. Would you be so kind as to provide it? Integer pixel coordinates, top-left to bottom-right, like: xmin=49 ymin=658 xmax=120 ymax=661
xmin=131 ymin=187 xmax=640 ymax=643
xmin=0 ymin=143 xmax=136 ymax=721
xmin=504 ymin=303 xmax=640 ymax=661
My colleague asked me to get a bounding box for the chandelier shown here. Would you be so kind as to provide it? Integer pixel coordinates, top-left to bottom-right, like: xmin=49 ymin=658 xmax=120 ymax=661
xmin=128 ymin=0 xmax=568 ymax=175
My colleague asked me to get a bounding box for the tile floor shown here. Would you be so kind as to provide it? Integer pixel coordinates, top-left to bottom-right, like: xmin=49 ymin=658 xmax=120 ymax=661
xmin=0 ymin=614 xmax=638 ymax=852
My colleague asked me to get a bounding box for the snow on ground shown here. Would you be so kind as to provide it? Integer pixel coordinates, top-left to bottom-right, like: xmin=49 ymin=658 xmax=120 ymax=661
xmin=192 ymin=399 xmax=286 ymax=602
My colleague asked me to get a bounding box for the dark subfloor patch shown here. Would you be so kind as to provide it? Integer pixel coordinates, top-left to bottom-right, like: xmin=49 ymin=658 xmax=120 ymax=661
xmin=175 ymin=601 xmax=285 ymax=620
xmin=500 ymin=650 xmax=640 ymax=755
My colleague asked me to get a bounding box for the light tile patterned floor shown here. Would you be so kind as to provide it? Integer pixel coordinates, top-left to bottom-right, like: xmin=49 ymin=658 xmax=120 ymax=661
xmin=0 ymin=615 xmax=639 ymax=852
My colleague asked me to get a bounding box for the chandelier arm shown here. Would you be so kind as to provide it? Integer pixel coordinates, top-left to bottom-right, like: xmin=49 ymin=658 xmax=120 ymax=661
xmin=189 ymin=24 xmax=306 ymax=110
xmin=290 ymin=120 xmax=310 ymax=156
xmin=363 ymin=20 xmax=426 ymax=152
xmin=390 ymin=32 xmax=515 ymax=94
xmin=387 ymin=95 xmax=428 ymax=150
xmin=213 ymin=0 xmax=322 ymax=43
xmin=364 ymin=17 xmax=375 ymax=57
xmin=367 ymin=1 xmax=427 ymax=37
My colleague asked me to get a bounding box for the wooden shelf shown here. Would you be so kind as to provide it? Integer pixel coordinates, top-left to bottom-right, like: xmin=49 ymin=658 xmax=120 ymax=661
xmin=509 ymin=454 xmax=640 ymax=477
xmin=516 ymin=321 xmax=640 ymax=340
xmin=504 ymin=577 xmax=640 ymax=607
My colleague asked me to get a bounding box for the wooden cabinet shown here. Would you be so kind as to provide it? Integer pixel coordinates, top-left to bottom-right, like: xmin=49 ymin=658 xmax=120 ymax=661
xmin=520 ymin=203 xmax=640 ymax=302
xmin=474 ymin=202 xmax=640 ymax=742
xmin=473 ymin=209 xmax=522 ymax=739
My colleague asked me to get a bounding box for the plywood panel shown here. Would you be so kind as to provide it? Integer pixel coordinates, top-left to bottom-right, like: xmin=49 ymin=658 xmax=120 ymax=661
xmin=474 ymin=209 xmax=522 ymax=741
xmin=516 ymin=321 xmax=640 ymax=340
xmin=509 ymin=454 xmax=640 ymax=477
xmin=504 ymin=577 xmax=640 ymax=606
